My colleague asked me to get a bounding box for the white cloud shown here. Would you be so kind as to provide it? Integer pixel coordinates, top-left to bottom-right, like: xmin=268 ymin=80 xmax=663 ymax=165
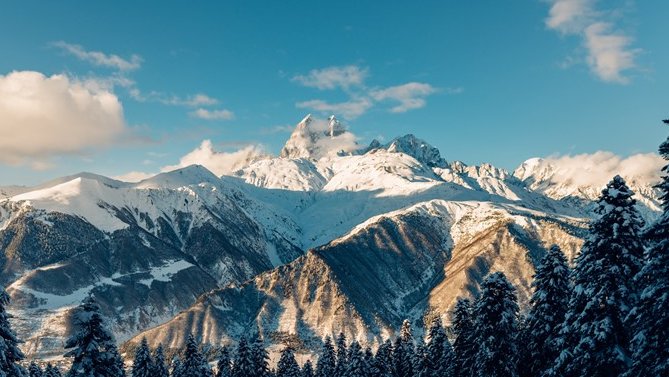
xmin=189 ymin=108 xmax=235 ymax=120
xmin=296 ymin=98 xmax=373 ymax=119
xmin=545 ymin=0 xmax=593 ymax=33
xmin=522 ymin=151 xmax=663 ymax=188
xmin=0 ymin=71 xmax=130 ymax=167
xmin=161 ymin=140 xmax=268 ymax=176
xmin=544 ymin=0 xmax=639 ymax=83
xmin=370 ymin=82 xmax=438 ymax=113
xmin=292 ymin=65 xmax=368 ymax=90
xmin=53 ymin=41 xmax=142 ymax=71
xmin=113 ymin=171 xmax=155 ymax=182
xmin=584 ymin=22 xmax=639 ymax=84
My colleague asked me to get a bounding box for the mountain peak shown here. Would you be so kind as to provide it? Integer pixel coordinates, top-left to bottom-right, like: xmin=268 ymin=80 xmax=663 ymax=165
xmin=380 ymin=134 xmax=448 ymax=168
xmin=134 ymin=164 xmax=221 ymax=189
xmin=280 ymin=114 xmax=358 ymax=159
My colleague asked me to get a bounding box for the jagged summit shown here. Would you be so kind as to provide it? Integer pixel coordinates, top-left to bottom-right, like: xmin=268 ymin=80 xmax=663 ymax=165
xmin=280 ymin=114 xmax=358 ymax=159
xmin=365 ymin=134 xmax=448 ymax=168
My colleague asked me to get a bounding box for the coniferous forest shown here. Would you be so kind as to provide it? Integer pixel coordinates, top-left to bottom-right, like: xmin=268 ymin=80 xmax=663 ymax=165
xmin=2 ymin=119 xmax=668 ymax=377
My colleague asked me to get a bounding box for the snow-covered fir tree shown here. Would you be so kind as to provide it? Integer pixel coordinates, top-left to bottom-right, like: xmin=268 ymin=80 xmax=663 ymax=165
xmin=315 ymin=336 xmax=335 ymax=377
xmin=551 ymin=176 xmax=645 ymax=377
xmin=393 ymin=320 xmax=415 ymax=377
xmin=372 ymin=340 xmax=393 ymax=377
xmin=344 ymin=341 xmax=368 ymax=377
xmin=28 ymin=362 xmax=42 ymax=377
xmin=132 ymin=338 xmax=153 ymax=377
xmin=43 ymin=365 xmax=62 ymax=377
xmin=276 ymin=347 xmax=300 ymax=377
xmin=64 ymin=296 xmax=124 ymax=377
xmin=180 ymin=334 xmax=211 ymax=377
xmin=363 ymin=348 xmax=374 ymax=377
xmin=216 ymin=346 xmax=232 ymax=377
xmin=232 ymin=337 xmax=255 ymax=377
xmin=451 ymin=297 xmax=475 ymax=377
xmin=0 ymin=286 xmax=26 ymax=377
xmin=334 ymin=333 xmax=348 ymax=377
xmin=470 ymin=272 xmax=519 ymax=377
xmin=425 ymin=317 xmax=454 ymax=377
xmin=413 ymin=342 xmax=428 ymax=377
xmin=519 ymin=245 xmax=570 ymax=377
xmin=170 ymin=357 xmax=183 ymax=377
xmin=151 ymin=345 xmax=169 ymax=377
xmin=301 ymin=360 xmax=314 ymax=377
xmin=625 ymin=119 xmax=669 ymax=377
xmin=251 ymin=334 xmax=270 ymax=377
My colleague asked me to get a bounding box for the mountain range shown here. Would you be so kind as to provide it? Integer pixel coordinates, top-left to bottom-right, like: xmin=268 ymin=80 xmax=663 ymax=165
xmin=0 ymin=114 xmax=660 ymax=360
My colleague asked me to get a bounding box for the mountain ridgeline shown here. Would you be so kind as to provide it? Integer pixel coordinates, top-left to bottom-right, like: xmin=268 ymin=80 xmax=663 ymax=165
xmin=0 ymin=114 xmax=661 ymax=360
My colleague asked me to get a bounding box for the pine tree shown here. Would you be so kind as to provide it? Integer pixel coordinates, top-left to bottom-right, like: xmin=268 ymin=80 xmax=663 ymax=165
xmin=451 ymin=298 xmax=474 ymax=377
xmin=625 ymin=119 xmax=669 ymax=377
xmin=470 ymin=272 xmax=519 ymax=377
xmin=151 ymin=345 xmax=169 ymax=377
xmin=315 ymin=337 xmax=335 ymax=377
xmin=344 ymin=341 xmax=366 ymax=377
xmin=132 ymin=338 xmax=153 ymax=377
xmin=334 ymin=333 xmax=348 ymax=377
xmin=216 ymin=346 xmax=232 ymax=377
xmin=64 ymin=296 xmax=125 ymax=377
xmin=393 ymin=320 xmax=415 ymax=377
xmin=301 ymin=360 xmax=314 ymax=377
xmin=363 ymin=348 xmax=374 ymax=377
xmin=171 ymin=357 xmax=183 ymax=377
xmin=276 ymin=347 xmax=300 ymax=377
xmin=43 ymin=365 xmax=62 ymax=377
xmin=181 ymin=334 xmax=211 ymax=377
xmin=551 ymin=176 xmax=644 ymax=377
xmin=413 ymin=342 xmax=428 ymax=377
xmin=372 ymin=340 xmax=393 ymax=377
xmin=425 ymin=317 xmax=454 ymax=377
xmin=0 ymin=286 xmax=26 ymax=377
xmin=518 ymin=245 xmax=570 ymax=377
xmin=250 ymin=335 xmax=269 ymax=377
xmin=232 ymin=337 xmax=254 ymax=377
xmin=28 ymin=362 xmax=42 ymax=377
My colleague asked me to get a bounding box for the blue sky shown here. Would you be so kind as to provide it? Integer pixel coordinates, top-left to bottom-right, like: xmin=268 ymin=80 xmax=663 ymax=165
xmin=0 ymin=0 xmax=667 ymax=185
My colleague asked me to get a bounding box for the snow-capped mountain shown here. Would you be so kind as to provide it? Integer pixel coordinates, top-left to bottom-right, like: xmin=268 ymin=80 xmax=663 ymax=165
xmin=0 ymin=114 xmax=660 ymax=360
xmin=514 ymin=157 xmax=661 ymax=218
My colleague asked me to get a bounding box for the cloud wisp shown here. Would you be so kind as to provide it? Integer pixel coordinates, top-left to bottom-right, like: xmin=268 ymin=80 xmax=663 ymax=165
xmin=292 ymin=65 xmax=368 ymax=90
xmin=190 ymin=108 xmax=235 ymax=121
xmin=52 ymin=41 xmax=143 ymax=71
xmin=292 ymin=65 xmax=452 ymax=119
xmin=544 ymin=0 xmax=640 ymax=84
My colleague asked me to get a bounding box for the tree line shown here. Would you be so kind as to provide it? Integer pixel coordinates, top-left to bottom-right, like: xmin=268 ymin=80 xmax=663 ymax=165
xmin=1 ymin=119 xmax=668 ymax=377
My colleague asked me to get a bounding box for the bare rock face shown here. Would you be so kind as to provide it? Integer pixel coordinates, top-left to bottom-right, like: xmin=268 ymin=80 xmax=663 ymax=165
xmin=125 ymin=200 xmax=585 ymax=357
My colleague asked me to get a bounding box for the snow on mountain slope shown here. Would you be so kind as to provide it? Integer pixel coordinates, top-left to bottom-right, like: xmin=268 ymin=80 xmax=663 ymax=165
xmin=235 ymin=158 xmax=327 ymax=192
xmin=0 ymin=165 xmax=304 ymax=358
xmin=514 ymin=156 xmax=661 ymax=218
xmin=1 ymin=114 xmax=661 ymax=361
xmin=126 ymin=199 xmax=585 ymax=356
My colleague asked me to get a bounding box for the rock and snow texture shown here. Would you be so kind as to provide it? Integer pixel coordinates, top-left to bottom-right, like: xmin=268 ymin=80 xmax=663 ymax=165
xmin=0 ymin=114 xmax=660 ymax=359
